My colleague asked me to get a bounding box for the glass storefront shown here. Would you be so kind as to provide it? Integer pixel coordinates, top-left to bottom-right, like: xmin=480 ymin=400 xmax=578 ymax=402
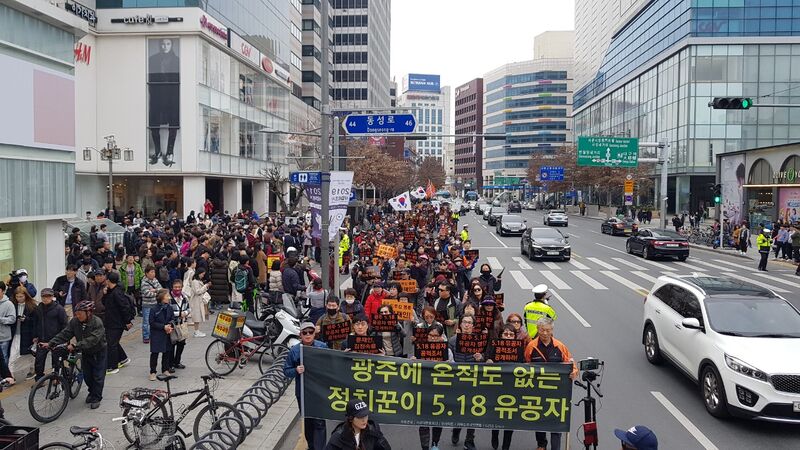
xmin=747 ymin=187 xmax=776 ymax=228
xmin=113 ymin=177 xmax=184 ymax=217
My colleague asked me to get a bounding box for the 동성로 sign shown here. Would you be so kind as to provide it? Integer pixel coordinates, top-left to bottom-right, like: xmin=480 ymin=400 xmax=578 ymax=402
xmin=301 ymin=346 xmax=573 ymax=431
xmin=577 ymin=136 xmax=639 ymax=168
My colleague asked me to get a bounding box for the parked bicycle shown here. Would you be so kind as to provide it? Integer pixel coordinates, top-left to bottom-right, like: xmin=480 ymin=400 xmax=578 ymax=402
xmin=28 ymin=343 xmax=83 ymax=423
xmin=116 ymin=373 xmax=240 ymax=448
xmin=204 ymin=311 xmax=288 ymax=376
xmin=39 ymin=426 xmax=109 ymax=450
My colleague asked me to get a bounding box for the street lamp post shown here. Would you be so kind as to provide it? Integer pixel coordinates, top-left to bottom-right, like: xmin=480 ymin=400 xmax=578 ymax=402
xmin=83 ymin=135 xmax=132 ymax=221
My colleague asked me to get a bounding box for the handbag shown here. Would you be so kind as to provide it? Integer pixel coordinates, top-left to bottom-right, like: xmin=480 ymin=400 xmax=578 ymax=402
xmin=178 ymin=322 xmax=190 ymax=339
xmin=169 ymin=323 xmax=182 ymax=344
xmin=202 ymin=292 xmax=211 ymax=305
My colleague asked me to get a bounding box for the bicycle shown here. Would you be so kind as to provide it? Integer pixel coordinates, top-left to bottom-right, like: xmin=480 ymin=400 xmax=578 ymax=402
xmin=204 ymin=312 xmax=288 ymax=376
xmin=0 ymin=378 xmax=13 ymax=426
xmin=39 ymin=426 xmax=111 ymax=449
xmin=28 ymin=343 xmax=83 ymax=423
xmin=116 ymin=373 xmax=241 ymax=448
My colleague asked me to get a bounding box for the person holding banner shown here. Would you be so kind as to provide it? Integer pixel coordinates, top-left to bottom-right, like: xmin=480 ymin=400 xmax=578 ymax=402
xmin=477 ymin=297 xmax=504 ymax=339
xmin=447 ymin=314 xmax=484 ymax=450
xmin=485 ymin=324 xmax=522 ymax=450
xmin=342 ymin=314 xmax=383 ymax=355
xmin=506 ymin=313 xmax=531 ymax=346
xmin=326 ymin=398 xmax=392 ymax=450
xmin=375 ymin=305 xmax=405 ymax=357
xmin=283 ymin=321 xmax=329 ymax=450
xmin=524 ymin=317 xmax=578 ymax=450
xmin=415 ymin=322 xmax=452 ymax=450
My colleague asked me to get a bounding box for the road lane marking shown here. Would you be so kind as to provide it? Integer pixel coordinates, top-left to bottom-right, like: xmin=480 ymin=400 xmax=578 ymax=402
xmin=586 ymin=257 xmax=619 ymax=270
xmin=567 ymin=233 xmax=581 ymax=238
xmin=713 ymin=259 xmax=751 ymax=270
xmin=590 ymin=230 xmax=601 ymax=234
xmin=595 ymin=243 xmax=627 ymax=254
xmin=570 ymin=270 xmax=607 ymax=290
xmin=568 ymin=259 xmax=590 ymax=270
xmin=490 ymin=232 xmax=508 ymax=248
xmin=543 ymin=261 xmax=562 ymax=270
xmin=749 ymin=272 xmax=800 ymax=289
xmin=481 ymin=224 xmax=488 ymax=229
xmin=661 ymin=271 xmax=679 ymax=278
xmin=510 ymin=270 xmax=534 ymax=290
xmin=651 ymin=391 xmax=720 ymax=450
xmin=723 ymin=273 xmax=791 ymax=293
xmin=486 ymin=257 xmax=503 ymax=271
xmin=612 ymin=257 xmax=648 ymax=271
xmin=540 ymin=270 xmax=571 ymax=290
xmin=694 ymin=260 xmax=735 ymax=271
xmin=674 ymin=261 xmax=707 ymax=272
xmin=512 ymin=256 xmax=532 ymax=270
xmin=635 ymin=258 xmax=675 ymax=271
xmin=631 ymin=271 xmax=658 ymax=284
xmin=549 ymin=290 xmax=591 ymax=327
xmin=600 ymin=270 xmax=649 ymax=294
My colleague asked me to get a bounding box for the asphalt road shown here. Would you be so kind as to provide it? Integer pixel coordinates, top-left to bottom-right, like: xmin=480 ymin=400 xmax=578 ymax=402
xmin=282 ymin=209 xmax=800 ymax=450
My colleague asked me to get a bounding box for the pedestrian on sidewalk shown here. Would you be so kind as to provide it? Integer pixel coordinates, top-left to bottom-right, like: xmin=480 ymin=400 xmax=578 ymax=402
xmin=42 ymin=300 xmax=107 ymax=409
xmin=739 ymin=222 xmax=751 ymax=255
xmin=326 ymin=399 xmax=391 ymax=450
xmin=168 ymin=278 xmax=189 ymax=371
xmin=284 ymin=322 xmax=328 ymax=450
xmin=148 ymin=289 xmax=174 ymax=381
xmin=187 ymin=268 xmax=210 ymax=337
xmin=102 ymin=272 xmax=134 ymax=374
xmin=757 ymin=228 xmax=773 ymax=272
xmin=140 ymin=266 xmax=161 ymax=344
xmin=11 ymin=287 xmax=38 ymax=379
xmin=790 ymin=225 xmax=800 ymax=263
xmin=33 ymin=288 xmax=67 ymax=381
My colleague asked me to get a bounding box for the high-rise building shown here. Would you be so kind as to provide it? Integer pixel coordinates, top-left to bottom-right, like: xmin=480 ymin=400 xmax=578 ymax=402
xmin=572 ymin=0 xmax=800 ymax=216
xmin=482 ymin=32 xmax=574 ymax=195
xmin=398 ymin=74 xmax=450 ymax=164
xmin=454 ymin=78 xmax=484 ymax=193
xmin=331 ymin=0 xmax=391 ymax=109
xmin=0 ymin=1 xmax=89 ymax=287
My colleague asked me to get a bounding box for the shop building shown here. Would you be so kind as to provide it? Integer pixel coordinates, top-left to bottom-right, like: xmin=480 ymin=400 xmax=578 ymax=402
xmin=398 ymin=74 xmax=451 ymax=164
xmin=454 ymin=78 xmax=484 ymax=193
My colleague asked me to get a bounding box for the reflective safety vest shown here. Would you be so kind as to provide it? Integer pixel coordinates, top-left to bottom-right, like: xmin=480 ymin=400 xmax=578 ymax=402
xmin=523 ymin=300 xmax=557 ymax=338
xmin=460 ymin=229 xmax=469 ymax=242
xmin=756 ymin=233 xmax=772 ymax=251
xmin=451 ymin=212 xmax=460 ymax=221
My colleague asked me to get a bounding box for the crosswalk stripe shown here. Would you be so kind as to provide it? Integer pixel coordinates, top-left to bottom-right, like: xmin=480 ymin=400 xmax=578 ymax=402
xmin=486 ymin=257 xmax=503 ymax=271
xmin=749 ymin=272 xmax=800 ymax=289
xmin=722 ymin=273 xmax=790 ymax=293
xmin=612 ymin=258 xmax=648 ymax=271
xmin=587 ymin=257 xmax=619 ymax=271
xmin=713 ymin=259 xmax=751 ymax=271
xmin=512 ymin=256 xmax=532 ymax=270
xmin=568 ymin=259 xmax=591 ymax=270
xmin=636 ymin=259 xmax=675 ymax=271
xmin=661 ymin=272 xmax=679 ymax=278
xmin=600 ymin=270 xmax=649 ymax=293
xmin=510 ymin=270 xmax=534 ymax=290
xmin=540 ymin=270 xmax=571 ymax=290
xmin=631 ymin=271 xmax=658 ymax=284
xmin=570 ymin=270 xmax=608 ymax=290
xmin=674 ymin=261 xmax=708 ymax=272
xmin=694 ymin=260 xmax=734 ymax=272
xmin=543 ymin=261 xmax=562 ymax=270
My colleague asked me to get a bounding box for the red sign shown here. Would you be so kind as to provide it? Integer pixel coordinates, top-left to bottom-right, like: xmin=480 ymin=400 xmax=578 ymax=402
xmin=200 ymin=15 xmax=227 ymax=41
xmin=74 ymin=42 xmax=91 ymax=65
xmin=261 ymin=56 xmax=274 ymax=74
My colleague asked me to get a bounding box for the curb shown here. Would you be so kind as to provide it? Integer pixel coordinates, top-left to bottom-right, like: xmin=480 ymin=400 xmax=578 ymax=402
xmin=688 ymin=244 xmax=755 ymax=260
xmin=271 ymin=395 xmax=301 ymax=450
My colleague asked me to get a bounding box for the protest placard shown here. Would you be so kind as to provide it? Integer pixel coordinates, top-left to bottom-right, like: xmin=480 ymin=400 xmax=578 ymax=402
xmin=381 ymin=299 xmax=414 ymax=321
xmin=456 ymin=332 xmax=488 ymax=355
xmin=322 ymin=321 xmax=352 ymax=342
xmin=346 ymin=335 xmax=381 ymax=354
xmin=414 ymin=341 xmax=448 ymax=361
xmin=376 ymin=244 xmax=398 ymax=259
xmin=398 ymin=279 xmax=419 ymax=293
xmin=371 ymin=314 xmax=398 ymax=332
xmin=489 ymin=338 xmax=525 ymax=363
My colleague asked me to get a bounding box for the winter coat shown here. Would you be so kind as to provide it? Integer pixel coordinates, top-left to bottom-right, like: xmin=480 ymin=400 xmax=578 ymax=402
xmin=268 ymin=270 xmax=283 ymax=292
xmin=36 ymin=301 xmax=68 ymax=342
xmin=325 ymin=419 xmax=391 ymax=450
xmin=478 ymin=273 xmax=502 ymax=293
xmin=140 ymin=277 xmax=162 ymax=307
xmin=149 ymin=303 xmax=174 ymax=354
xmin=255 ymin=250 xmax=268 ymax=285
xmin=364 ymin=292 xmax=387 ymax=323
xmin=118 ymin=261 xmax=144 ymax=290
xmin=379 ymin=324 xmax=406 ymax=357
xmin=103 ymin=285 xmax=135 ymax=330
xmin=51 ymin=276 xmax=88 ymax=307
xmin=281 ymin=265 xmax=304 ymax=295
xmin=0 ymin=298 xmax=16 ymax=342
xmin=86 ymin=280 xmax=107 ymax=319
xmin=17 ymin=304 xmax=38 ymax=355
xmin=208 ymin=258 xmax=231 ymax=304
xmin=170 ymin=292 xmax=191 ymax=324
xmin=188 ymin=279 xmax=209 ymax=323
xmin=339 ymin=300 xmax=364 ymax=318
xmin=48 ymin=315 xmax=106 ymax=355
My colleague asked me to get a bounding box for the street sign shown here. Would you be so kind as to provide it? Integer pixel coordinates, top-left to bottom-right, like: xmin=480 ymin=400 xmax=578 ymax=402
xmin=626 ymin=174 xmax=633 ymax=181
xmin=624 ymin=180 xmax=634 ymax=195
xmin=540 ymin=166 xmax=564 ymax=181
xmin=343 ymin=114 xmax=416 ymax=135
xmin=577 ymin=136 xmax=639 ymax=168
xmin=624 ymin=194 xmax=633 ymax=206
xmin=290 ymin=171 xmax=322 ymax=184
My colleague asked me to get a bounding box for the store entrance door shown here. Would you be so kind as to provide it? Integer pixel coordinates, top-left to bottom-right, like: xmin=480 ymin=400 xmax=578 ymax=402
xmin=205 ymin=179 xmax=223 ymax=215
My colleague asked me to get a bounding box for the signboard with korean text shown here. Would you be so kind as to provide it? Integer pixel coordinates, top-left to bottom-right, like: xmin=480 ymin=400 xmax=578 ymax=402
xmin=577 ymin=136 xmax=639 ymax=168
xmin=539 ymin=166 xmax=564 ymax=181
xmin=381 ymin=299 xmax=414 ymax=321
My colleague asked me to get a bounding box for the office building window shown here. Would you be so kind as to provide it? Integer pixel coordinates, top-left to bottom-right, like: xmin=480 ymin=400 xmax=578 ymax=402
xmin=333 ymin=33 xmax=368 ymax=45
xmin=333 ymin=51 xmax=368 ymax=63
xmin=302 ymin=19 xmax=319 ymax=31
xmin=333 ymin=70 xmax=368 ymax=82
xmin=291 ymin=52 xmax=302 ymax=69
xmin=333 ymin=15 xmax=368 ymax=27
xmin=333 ymin=0 xmax=368 ymax=7
xmin=291 ymin=23 xmax=302 ymax=41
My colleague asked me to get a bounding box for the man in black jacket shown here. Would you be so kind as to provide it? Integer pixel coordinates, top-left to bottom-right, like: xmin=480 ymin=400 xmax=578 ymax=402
xmin=52 ymin=264 xmax=87 ymax=317
xmin=102 ymin=272 xmax=134 ymax=374
xmin=33 ymin=289 xmax=68 ymax=381
xmin=281 ymin=257 xmax=305 ymax=296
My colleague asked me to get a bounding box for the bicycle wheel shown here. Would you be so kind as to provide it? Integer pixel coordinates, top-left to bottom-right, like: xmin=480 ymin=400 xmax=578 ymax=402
xmin=38 ymin=444 xmax=74 ymax=450
xmin=121 ymin=394 xmax=169 ymax=445
xmin=257 ymin=343 xmax=288 ymax=374
xmin=68 ymin=363 xmax=83 ymax=399
xmin=204 ymin=339 xmax=240 ymax=376
xmin=28 ymin=374 xmax=69 ymax=423
xmin=192 ymin=401 xmax=239 ymax=441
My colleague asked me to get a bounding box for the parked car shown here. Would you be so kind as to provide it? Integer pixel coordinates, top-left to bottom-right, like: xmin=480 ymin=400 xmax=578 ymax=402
xmin=487 ymin=207 xmax=504 ymax=226
xmin=521 ymin=227 xmax=571 ymax=261
xmin=507 ymin=200 xmax=522 ymax=213
xmin=601 ymin=217 xmax=638 ymax=236
xmin=627 ymin=229 xmax=689 ymax=261
xmin=496 ymin=214 xmax=527 ymax=236
xmin=543 ymin=210 xmax=568 ymax=227
xmin=643 ymin=274 xmax=800 ymax=421
xmin=480 ymin=204 xmax=492 ymax=219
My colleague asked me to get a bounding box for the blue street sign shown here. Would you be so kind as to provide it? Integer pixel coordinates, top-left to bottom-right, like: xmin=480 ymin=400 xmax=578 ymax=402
xmin=564 ymin=192 xmax=575 ymax=198
xmin=539 ymin=166 xmax=564 ymax=181
xmin=343 ymin=114 xmax=417 ymax=135
xmin=349 ymin=190 xmax=356 ymax=201
xmin=290 ymin=171 xmax=322 ymax=184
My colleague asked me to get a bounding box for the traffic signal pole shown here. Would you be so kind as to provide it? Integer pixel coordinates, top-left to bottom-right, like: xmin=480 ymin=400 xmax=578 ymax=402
xmin=320 ymin=0 xmax=331 ymax=291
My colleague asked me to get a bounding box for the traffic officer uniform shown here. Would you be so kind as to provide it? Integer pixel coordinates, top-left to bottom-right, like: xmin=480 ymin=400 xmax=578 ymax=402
xmin=523 ymin=284 xmax=557 ymax=338
xmin=338 ymin=229 xmax=351 ymax=269
xmin=757 ymin=228 xmax=772 ymax=271
xmin=460 ymin=225 xmax=469 ymax=242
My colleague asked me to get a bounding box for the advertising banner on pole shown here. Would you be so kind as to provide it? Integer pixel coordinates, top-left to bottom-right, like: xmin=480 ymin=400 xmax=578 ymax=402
xmin=301 ymin=346 xmax=574 ymax=432
xmin=304 ymin=171 xmax=353 ymax=240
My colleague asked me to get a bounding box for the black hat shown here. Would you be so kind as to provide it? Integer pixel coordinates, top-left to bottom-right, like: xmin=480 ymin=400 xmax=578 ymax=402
xmin=106 ymin=272 xmax=120 ymax=284
xmin=345 ymin=399 xmax=370 ymax=418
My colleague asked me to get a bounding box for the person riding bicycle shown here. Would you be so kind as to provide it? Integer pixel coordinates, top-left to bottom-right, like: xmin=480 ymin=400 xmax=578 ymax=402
xmin=523 ymin=284 xmax=557 ymax=338
xmin=41 ymin=300 xmax=107 ymax=409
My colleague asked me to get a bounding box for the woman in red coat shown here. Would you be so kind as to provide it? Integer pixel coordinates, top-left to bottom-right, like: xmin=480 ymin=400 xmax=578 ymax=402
xmin=363 ymin=282 xmax=387 ymax=323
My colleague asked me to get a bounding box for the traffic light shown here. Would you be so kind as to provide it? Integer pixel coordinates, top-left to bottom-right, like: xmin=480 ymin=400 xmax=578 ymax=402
xmin=711 ymin=183 xmax=722 ymax=204
xmin=710 ymin=97 xmax=753 ymax=110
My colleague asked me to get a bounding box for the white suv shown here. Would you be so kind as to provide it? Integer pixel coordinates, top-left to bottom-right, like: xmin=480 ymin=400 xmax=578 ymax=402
xmin=642 ymin=274 xmax=800 ymax=422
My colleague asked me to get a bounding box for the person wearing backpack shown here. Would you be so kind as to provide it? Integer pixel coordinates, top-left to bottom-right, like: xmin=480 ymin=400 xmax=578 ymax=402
xmin=156 ymin=259 xmax=171 ymax=288
xmin=231 ymin=256 xmax=255 ymax=310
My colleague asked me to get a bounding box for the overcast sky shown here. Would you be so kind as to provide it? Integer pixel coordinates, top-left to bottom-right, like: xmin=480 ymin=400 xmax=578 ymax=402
xmin=391 ymin=0 xmax=575 ymax=90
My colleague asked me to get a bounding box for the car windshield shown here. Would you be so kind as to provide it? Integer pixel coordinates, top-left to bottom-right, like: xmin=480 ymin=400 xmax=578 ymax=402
xmin=705 ymin=297 xmax=800 ymax=337
xmin=503 ymin=215 xmax=523 ymax=222
xmin=531 ymin=228 xmax=563 ymax=239
xmin=549 ymin=210 xmax=565 ymax=214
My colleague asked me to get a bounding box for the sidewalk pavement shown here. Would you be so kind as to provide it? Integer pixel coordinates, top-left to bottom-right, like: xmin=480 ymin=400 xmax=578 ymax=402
xmin=0 ymin=312 xmax=299 ymax=449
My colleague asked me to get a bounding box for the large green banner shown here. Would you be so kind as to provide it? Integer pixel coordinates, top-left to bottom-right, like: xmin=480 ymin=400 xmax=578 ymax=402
xmin=301 ymin=347 xmax=573 ymax=432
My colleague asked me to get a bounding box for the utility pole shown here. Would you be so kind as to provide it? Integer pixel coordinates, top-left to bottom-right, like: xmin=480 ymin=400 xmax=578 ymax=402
xmin=319 ymin=0 xmax=332 ymax=290
xmin=636 ymin=142 xmax=669 ymax=230
xmin=333 ymin=116 xmax=341 ymax=295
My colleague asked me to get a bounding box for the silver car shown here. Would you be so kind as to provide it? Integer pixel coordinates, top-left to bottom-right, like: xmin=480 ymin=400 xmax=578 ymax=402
xmin=543 ymin=210 xmax=568 ymax=227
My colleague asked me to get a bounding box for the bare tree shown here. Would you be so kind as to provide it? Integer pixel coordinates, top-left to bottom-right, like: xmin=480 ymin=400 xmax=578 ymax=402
xmin=259 ymin=166 xmax=307 ymax=213
xmin=415 ymin=157 xmax=446 ymax=189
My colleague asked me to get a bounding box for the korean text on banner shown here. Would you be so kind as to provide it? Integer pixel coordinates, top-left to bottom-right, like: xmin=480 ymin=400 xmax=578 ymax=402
xmin=329 ymin=171 xmax=354 ymax=241
xmin=301 ymin=346 xmax=573 ymax=431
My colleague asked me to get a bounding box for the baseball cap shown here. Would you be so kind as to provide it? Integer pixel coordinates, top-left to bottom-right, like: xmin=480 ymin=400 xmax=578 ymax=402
xmin=532 ymin=284 xmax=548 ymax=295
xmin=300 ymin=321 xmax=316 ymax=331
xmin=614 ymin=425 xmax=658 ymax=450
xmin=345 ymin=399 xmax=370 ymax=418
xmin=106 ymin=272 xmax=120 ymax=284
xmin=40 ymin=288 xmax=55 ymax=297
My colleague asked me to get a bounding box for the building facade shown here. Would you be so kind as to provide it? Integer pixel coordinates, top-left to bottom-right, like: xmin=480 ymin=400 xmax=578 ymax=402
xmin=482 ymin=58 xmax=574 ymax=195
xmin=573 ymin=0 xmax=800 ymax=215
xmin=0 ymin=1 xmax=89 ymax=290
xmin=454 ymin=78 xmax=484 ymax=193
xmin=398 ymin=74 xmax=451 ymax=164
xmin=331 ymin=0 xmax=391 ymax=109
xmin=79 ymin=3 xmax=293 ymax=218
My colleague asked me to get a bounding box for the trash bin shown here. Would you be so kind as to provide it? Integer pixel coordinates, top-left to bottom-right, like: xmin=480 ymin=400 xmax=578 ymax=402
xmin=0 ymin=426 xmax=39 ymax=450
xmin=212 ymin=310 xmax=246 ymax=342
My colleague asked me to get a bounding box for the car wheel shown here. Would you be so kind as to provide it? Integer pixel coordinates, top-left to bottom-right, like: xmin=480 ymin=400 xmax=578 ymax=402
xmin=643 ymin=246 xmax=651 ymax=260
xmin=521 ymin=243 xmax=527 ymax=255
xmin=626 ymin=241 xmax=634 ymax=254
xmin=678 ymin=255 xmax=688 ymax=262
xmin=701 ymin=365 xmax=730 ymax=418
xmin=600 ymin=226 xmax=605 ymax=234
xmin=498 ymin=229 xmax=504 ymax=236
xmin=528 ymin=245 xmax=536 ymax=261
xmin=643 ymin=324 xmax=663 ymax=365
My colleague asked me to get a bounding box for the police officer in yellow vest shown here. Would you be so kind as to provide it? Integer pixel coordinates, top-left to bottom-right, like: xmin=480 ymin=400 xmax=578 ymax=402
xmin=460 ymin=224 xmax=469 ymax=242
xmin=757 ymin=227 xmax=772 ymax=272
xmin=451 ymin=210 xmax=460 ymax=227
xmin=338 ymin=227 xmax=350 ymax=268
xmin=524 ymin=284 xmax=557 ymax=338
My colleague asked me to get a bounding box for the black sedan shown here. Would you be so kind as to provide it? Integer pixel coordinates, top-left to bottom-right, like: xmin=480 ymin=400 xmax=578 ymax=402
xmin=626 ymin=229 xmax=689 ymax=260
xmin=507 ymin=200 xmax=522 ymax=213
xmin=601 ymin=217 xmax=639 ymax=236
xmin=496 ymin=214 xmax=527 ymax=236
xmin=487 ymin=207 xmax=504 ymax=226
xmin=521 ymin=227 xmax=571 ymax=261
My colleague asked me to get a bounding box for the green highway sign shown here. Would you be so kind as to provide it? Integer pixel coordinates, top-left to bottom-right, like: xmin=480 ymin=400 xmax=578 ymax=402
xmin=577 ymin=136 xmax=639 ymax=168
